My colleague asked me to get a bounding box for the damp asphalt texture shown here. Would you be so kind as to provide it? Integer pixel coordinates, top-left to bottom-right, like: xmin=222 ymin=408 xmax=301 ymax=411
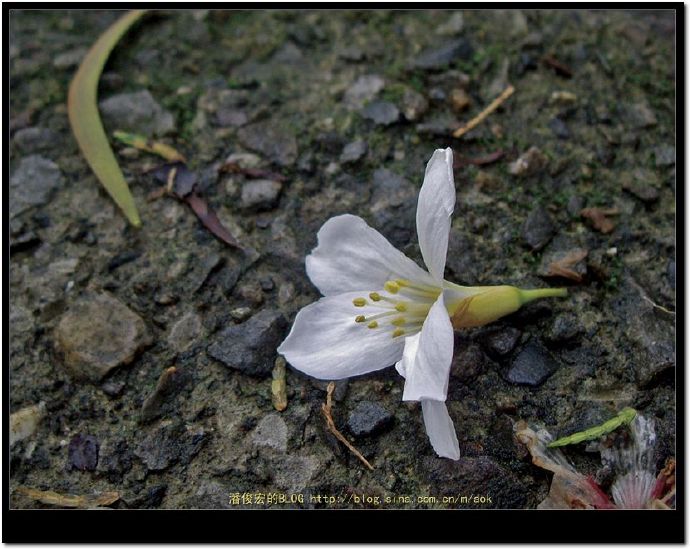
xmin=9 ymin=9 xmax=675 ymax=509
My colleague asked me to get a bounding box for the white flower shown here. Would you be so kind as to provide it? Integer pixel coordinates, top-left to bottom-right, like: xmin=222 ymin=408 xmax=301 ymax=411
xmin=279 ymin=148 xmax=565 ymax=460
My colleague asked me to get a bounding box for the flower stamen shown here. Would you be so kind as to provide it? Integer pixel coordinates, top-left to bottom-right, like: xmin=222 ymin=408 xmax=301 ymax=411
xmin=353 ymin=297 xmax=367 ymax=307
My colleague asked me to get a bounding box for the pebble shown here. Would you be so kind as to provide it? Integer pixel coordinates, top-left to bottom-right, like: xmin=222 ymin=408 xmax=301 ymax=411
xmin=410 ymin=39 xmax=473 ymax=70
xmin=450 ymin=88 xmax=471 ymax=112
xmin=140 ymin=367 xmax=186 ymax=423
xmin=207 ymin=309 xmax=288 ymax=377
xmin=450 ymin=342 xmax=487 ymax=380
xmin=237 ymin=121 xmax=298 ymax=166
xmin=546 ymin=314 xmax=583 ymax=343
xmin=240 ymin=179 xmax=283 ymax=211
xmin=347 ymin=401 xmax=393 ymax=437
xmin=134 ymin=421 xmax=207 ymax=471
xmin=566 ymin=195 xmax=585 ymax=218
xmin=55 ymin=292 xmax=152 ymax=381
xmin=52 ymin=47 xmax=87 ymax=69
xmin=13 ymin=127 xmax=58 ymax=154
xmin=68 ymin=434 xmax=99 ymax=471
xmin=621 ymin=169 xmax=660 ymax=203
xmin=10 ymin=402 xmax=46 ymax=447
xmin=482 ymin=327 xmax=522 ymax=358
xmin=550 ymin=90 xmax=577 ymax=105
xmin=400 ymin=88 xmax=429 ymax=121
xmin=653 ymin=145 xmax=675 ymax=167
xmin=340 ymin=140 xmax=368 ymax=163
xmin=508 ymin=146 xmax=547 ymax=177
xmin=99 ymin=90 xmax=175 ymax=136
xmin=10 ymin=155 xmax=64 ymax=219
xmin=522 ymin=206 xmax=556 ymax=251
xmin=96 ymin=438 xmax=132 ymax=478
xmin=343 ymin=74 xmax=385 ymax=109
xmin=549 ymin=117 xmax=571 ymax=139
xmin=506 ymin=340 xmax=559 ymax=386
xmin=101 ymin=380 xmax=126 ymax=398
xmin=361 ymin=101 xmax=400 ymax=125
xmin=230 ymin=306 xmax=253 ymax=321
xmin=251 ymin=413 xmax=288 ymax=452
xmin=167 ymin=312 xmax=202 ymax=353
xmin=626 ymin=101 xmax=657 ymax=128
xmin=224 ymin=152 xmax=262 ymax=169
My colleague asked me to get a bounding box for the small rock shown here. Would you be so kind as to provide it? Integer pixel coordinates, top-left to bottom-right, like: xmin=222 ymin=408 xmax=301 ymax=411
xmin=230 ymin=307 xmax=253 ymax=321
xmin=668 ymin=259 xmax=675 ymax=290
xmin=506 ymin=340 xmax=559 ymax=386
xmin=215 ymin=109 xmax=248 ymax=127
xmin=522 ymin=206 xmax=556 ymax=251
xmin=482 ymin=327 xmax=522 ymax=358
xmin=410 ymin=39 xmax=473 ymax=70
xmin=340 ymin=140 xmax=368 ymax=163
xmin=549 ymin=117 xmax=570 ymax=139
xmin=135 ymin=421 xmax=206 ymax=471
xmin=207 ymin=309 xmax=288 ymax=377
xmin=622 ymin=169 xmax=660 ymax=203
xmin=343 ymin=74 xmax=385 ymax=109
xmin=240 ymin=179 xmax=283 ymax=211
xmin=53 ymin=47 xmax=87 ymax=69
xmin=55 ymin=293 xmax=152 ymax=381
xmin=566 ymin=195 xmax=585 ymax=218
xmin=237 ymin=121 xmax=298 ymax=166
xmin=251 ymin=413 xmax=288 ymax=452
xmin=347 ymin=401 xmax=393 ymax=437
xmin=450 ymin=88 xmax=471 ymax=112
xmin=339 ymin=45 xmax=364 ymax=62
xmin=436 ymin=12 xmax=464 ymax=35
xmin=10 ymin=155 xmax=64 ymax=218
xmin=626 ymin=102 xmax=657 ymax=129
xmin=361 ymin=101 xmax=399 ymax=125
xmin=450 ymin=341 xmax=487 ymax=380
xmin=140 ymin=367 xmax=187 ymax=423
xmin=224 ymin=152 xmax=262 ymax=169
xmin=401 ymin=88 xmax=429 ymax=121
xmin=653 ymin=145 xmax=675 ymax=167
xmin=13 ymin=127 xmax=58 ymax=153
xmin=10 ymin=402 xmax=46 ymax=447
xmin=99 ymin=90 xmax=175 ymax=136
xmin=546 ymin=313 xmax=583 ymax=343
xmin=96 ymin=438 xmax=132 ymax=478
xmin=508 ymin=146 xmax=548 ymax=177
xmin=68 ymin=434 xmax=99 ymax=471
xmin=101 ymin=380 xmax=126 ymax=398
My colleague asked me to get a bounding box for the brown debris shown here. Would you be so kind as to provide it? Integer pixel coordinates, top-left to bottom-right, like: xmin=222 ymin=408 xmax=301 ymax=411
xmin=271 ymin=356 xmax=288 ymax=412
xmin=454 ymin=149 xmax=505 ymax=168
xmin=140 ymin=366 xmax=185 ymax=423
xmin=580 ymin=207 xmax=619 ymax=234
xmin=321 ymin=382 xmax=374 ymax=471
xmin=546 ymin=249 xmax=589 ymax=282
xmin=542 ymin=55 xmax=573 ymax=78
xmin=219 ymin=161 xmax=288 ymax=183
xmin=452 ymin=84 xmax=515 ymax=139
xmin=16 ymin=486 xmax=119 ymax=508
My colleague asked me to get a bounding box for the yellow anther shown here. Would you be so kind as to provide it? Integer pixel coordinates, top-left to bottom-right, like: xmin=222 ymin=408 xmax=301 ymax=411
xmin=367 ymin=321 xmax=379 ymax=329
xmin=392 ymin=328 xmax=405 ymax=338
xmin=391 ymin=317 xmax=406 ymax=327
xmin=395 ymin=303 xmax=407 ymax=312
xmin=369 ymin=292 xmax=381 ymax=301
xmin=352 ymin=297 xmax=367 ymax=307
xmin=355 ymin=315 xmax=366 ymax=323
xmin=395 ymin=279 xmax=410 ymax=287
xmin=384 ymin=281 xmax=400 ymax=294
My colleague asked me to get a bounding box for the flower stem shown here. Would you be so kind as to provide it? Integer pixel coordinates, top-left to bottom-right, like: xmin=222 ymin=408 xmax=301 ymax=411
xmin=518 ymin=287 xmax=568 ymax=304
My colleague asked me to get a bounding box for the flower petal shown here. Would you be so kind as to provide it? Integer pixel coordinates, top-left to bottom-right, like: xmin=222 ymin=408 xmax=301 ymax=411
xmin=422 ymin=400 xmax=460 ymax=460
xmin=394 ymin=331 xmax=420 ymax=379
xmin=401 ymin=292 xmax=454 ymax=401
xmin=278 ymin=291 xmax=405 ymax=380
xmin=416 ymin=148 xmax=455 ymax=282
xmin=306 ymin=214 xmax=434 ymax=296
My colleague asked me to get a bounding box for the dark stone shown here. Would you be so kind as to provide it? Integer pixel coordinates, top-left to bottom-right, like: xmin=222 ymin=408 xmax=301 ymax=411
xmin=184 ymin=252 xmax=222 ymax=294
xmin=566 ymin=195 xmax=585 ymax=218
xmin=140 ymin=367 xmax=188 ymax=423
xmin=347 ymin=401 xmax=393 ymax=437
xmin=421 ymin=455 xmax=527 ymax=508
xmin=653 ymin=145 xmax=675 ymax=167
xmin=546 ymin=313 xmax=583 ymax=343
xmin=10 ymin=230 xmax=41 ymax=254
xmin=96 ymin=439 xmax=132 ymax=479
xmin=237 ymin=121 xmax=298 ymax=166
xmin=517 ymin=52 xmax=538 ymax=74
xmin=99 ymin=90 xmax=175 ymax=136
xmin=361 ymin=101 xmax=400 ymax=126
xmin=482 ymin=327 xmax=522 ymax=358
xmin=506 ymin=340 xmax=559 ymax=386
xmin=10 ymin=155 xmax=64 ymax=219
xmin=450 ymin=341 xmax=487 ymax=380
xmin=340 ymin=140 xmax=367 ymax=163
xmin=522 ymin=206 xmax=556 ymax=251
xmin=134 ymin=421 xmax=207 ymax=471
xmin=207 ymin=309 xmax=288 ymax=377
xmin=549 ymin=117 xmax=570 ymax=139
xmin=128 ymin=484 xmax=167 ymax=509
xmin=68 ymin=434 xmax=99 ymax=471
xmin=240 ymin=179 xmax=283 ymax=211
xmin=107 ymin=250 xmax=142 ymax=272
xmin=410 ymin=39 xmax=473 ymax=70
xmin=310 ymin=379 xmax=349 ymax=401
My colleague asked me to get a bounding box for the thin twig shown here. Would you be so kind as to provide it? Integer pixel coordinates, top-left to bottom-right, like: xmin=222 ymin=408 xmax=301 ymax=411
xmin=452 ymin=84 xmax=515 ymax=138
xmin=642 ymin=295 xmax=675 ymax=315
xmin=321 ymin=382 xmax=374 ymax=471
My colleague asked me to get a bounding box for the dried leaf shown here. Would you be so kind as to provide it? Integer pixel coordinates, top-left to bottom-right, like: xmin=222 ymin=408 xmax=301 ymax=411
xmin=113 ymin=130 xmax=186 ymax=163
xmin=220 ymin=161 xmax=288 ymax=183
xmin=150 ymin=162 xmax=197 ymax=198
xmin=271 ymin=357 xmax=288 ymax=412
xmin=581 ymin=207 xmax=618 ymax=234
xmin=16 ymin=486 xmax=119 ymax=508
xmin=542 ymin=55 xmax=573 ymax=78
xmin=68 ymin=10 xmax=147 ymax=227
xmin=454 ymin=150 xmax=505 ymax=168
xmin=186 ymin=193 xmax=243 ymax=249
xmin=546 ymin=249 xmax=588 ymax=282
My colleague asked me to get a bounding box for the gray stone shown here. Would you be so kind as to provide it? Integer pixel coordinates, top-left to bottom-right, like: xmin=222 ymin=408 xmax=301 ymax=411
xmin=10 ymin=155 xmax=64 ymax=218
xmin=251 ymin=413 xmax=288 ymax=451
xmin=450 ymin=341 xmax=487 ymax=380
xmin=622 ymin=169 xmax=660 ymax=203
xmin=340 ymin=140 xmax=367 ymax=163
xmin=99 ymin=90 xmax=175 ymax=136
xmin=566 ymin=195 xmax=585 ymax=217
xmin=53 ymin=47 xmax=87 ymax=69
xmin=482 ymin=327 xmax=522 ymax=358
xmin=13 ymin=127 xmax=58 ymax=153
xmin=410 ymin=39 xmax=473 ymax=70
xmin=653 ymin=145 xmax=675 ymax=167
xmin=361 ymin=101 xmax=400 ymax=125
xmin=347 ymin=401 xmax=393 ymax=437
xmin=549 ymin=117 xmax=570 ymax=139
xmin=668 ymin=259 xmax=675 ymax=290
xmin=310 ymin=379 xmax=349 ymax=402
xmin=369 ymin=168 xmax=417 ymax=248
xmin=240 ymin=179 xmax=283 ymax=211
xmin=168 ymin=312 xmax=202 ymax=352
xmin=627 ymin=102 xmax=657 ymax=129
xmin=273 ymin=455 xmax=319 ymax=492
xmin=343 ymin=74 xmax=385 ymax=109
xmin=55 ymin=292 xmax=152 ymax=381
xmin=546 ymin=313 xmax=583 ymax=343
xmin=522 ymin=206 xmax=556 ymax=251
xmin=506 ymin=340 xmax=559 ymax=386
xmin=134 ymin=421 xmax=207 ymax=472
xmin=68 ymin=434 xmax=99 ymax=471
xmin=508 ymin=146 xmax=548 ymax=177
xmin=207 ymin=309 xmax=288 ymax=377
xmin=401 ymin=88 xmax=429 ymax=121
xmin=96 ymin=438 xmax=132 ymax=478
xmin=237 ymin=121 xmax=298 ymax=166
